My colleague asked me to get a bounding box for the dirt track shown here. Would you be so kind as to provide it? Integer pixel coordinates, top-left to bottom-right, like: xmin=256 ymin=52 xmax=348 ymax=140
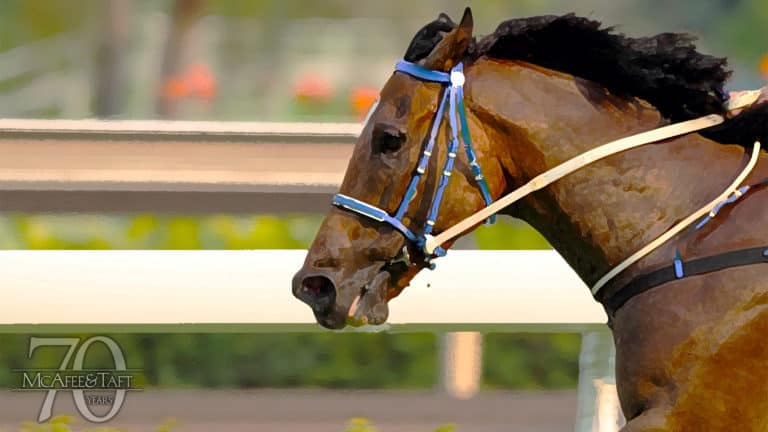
xmin=0 ymin=389 xmax=577 ymax=432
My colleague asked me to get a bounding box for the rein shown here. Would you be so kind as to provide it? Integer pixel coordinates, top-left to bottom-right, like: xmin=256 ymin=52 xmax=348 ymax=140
xmin=332 ymin=58 xmax=763 ymax=294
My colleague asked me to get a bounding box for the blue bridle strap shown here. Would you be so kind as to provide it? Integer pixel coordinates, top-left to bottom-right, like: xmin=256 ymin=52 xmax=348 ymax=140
xmin=332 ymin=194 xmax=420 ymax=244
xmin=456 ymin=77 xmax=495 ymax=223
xmin=394 ymin=60 xmax=450 ymax=83
xmin=395 ymin=89 xmax=449 ymax=221
xmin=424 ymin=71 xmax=462 ymax=236
xmin=332 ymin=59 xmax=496 ymax=263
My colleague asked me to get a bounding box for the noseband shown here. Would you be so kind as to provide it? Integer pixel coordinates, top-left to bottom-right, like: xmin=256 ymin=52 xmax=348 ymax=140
xmin=333 ymin=60 xmax=496 ymax=265
xmin=332 ymin=58 xmax=763 ymax=297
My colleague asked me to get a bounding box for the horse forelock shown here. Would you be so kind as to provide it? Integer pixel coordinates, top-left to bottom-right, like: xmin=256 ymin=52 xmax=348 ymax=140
xmin=403 ymin=13 xmax=458 ymax=62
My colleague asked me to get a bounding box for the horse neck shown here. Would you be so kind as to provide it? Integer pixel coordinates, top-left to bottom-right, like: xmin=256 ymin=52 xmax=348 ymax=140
xmin=466 ymin=58 xmax=747 ymax=286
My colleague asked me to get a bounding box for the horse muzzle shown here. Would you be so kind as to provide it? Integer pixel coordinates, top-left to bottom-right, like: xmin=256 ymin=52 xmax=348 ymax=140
xmin=292 ymin=264 xmax=394 ymax=329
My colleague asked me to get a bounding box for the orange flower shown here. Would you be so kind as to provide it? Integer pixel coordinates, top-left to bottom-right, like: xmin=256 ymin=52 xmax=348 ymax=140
xmin=162 ymin=77 xmax=188 ymax=100
xmin=293 ymin=74 xmax=333 ymax=103
xmin=760 ymin=54 xmax=768 ymax=81
xmin=350 ymin=86 xmax=380 ymax=119
xmin=161 ymin=63 xmax=217 ymax=101
xmin=185 ymin=64 xmax=217 ymax=100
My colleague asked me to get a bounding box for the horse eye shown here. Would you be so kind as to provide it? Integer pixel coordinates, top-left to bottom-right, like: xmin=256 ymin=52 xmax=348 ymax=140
xmin=372 ymin=125 xmax=406 ymax=155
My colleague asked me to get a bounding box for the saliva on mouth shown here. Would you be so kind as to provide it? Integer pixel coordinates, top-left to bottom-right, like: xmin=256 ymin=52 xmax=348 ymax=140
xmin=345 ymin=284 xmax=369 ymax=327
xmin=345 ymin=246 xmax=415 ymax=328
xmin=345 ymin=268 xmax=391 ymax=328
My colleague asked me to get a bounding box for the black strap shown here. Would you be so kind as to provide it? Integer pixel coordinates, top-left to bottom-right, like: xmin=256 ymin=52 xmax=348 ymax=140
xmin=752 ymin=176 xmax=768 ymax=189
xmin=605 ymin=246 xmax=768 ymax=317
xmin=604 ymin=176 xmax=768 ymax=318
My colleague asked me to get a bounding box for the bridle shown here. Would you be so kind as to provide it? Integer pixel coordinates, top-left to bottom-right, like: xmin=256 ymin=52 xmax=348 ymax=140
xmin=333 ymin=60 xmax=496 ymax=265
xmin=332 ymin=58 xmax=763 ymax=297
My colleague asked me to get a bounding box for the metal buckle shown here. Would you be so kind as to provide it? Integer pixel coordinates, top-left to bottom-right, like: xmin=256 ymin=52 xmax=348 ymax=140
xmin=389 ymin=245 xmax=412 ymax=267
xmin=450 ymin=70 xmax=465 ymax=87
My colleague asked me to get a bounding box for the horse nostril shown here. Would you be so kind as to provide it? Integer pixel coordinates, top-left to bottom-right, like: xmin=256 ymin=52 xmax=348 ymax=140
xmin=301 ymin=275 xmax=336 ymax=310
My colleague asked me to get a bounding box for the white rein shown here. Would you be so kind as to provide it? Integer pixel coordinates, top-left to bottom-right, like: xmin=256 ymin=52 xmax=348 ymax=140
xmin=422 ymin=89 xmax=764 ymax=295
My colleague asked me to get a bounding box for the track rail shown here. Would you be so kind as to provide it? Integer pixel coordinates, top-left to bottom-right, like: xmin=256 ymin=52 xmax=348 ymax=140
xmin=0 ymin=119 xmax=361 ymax=213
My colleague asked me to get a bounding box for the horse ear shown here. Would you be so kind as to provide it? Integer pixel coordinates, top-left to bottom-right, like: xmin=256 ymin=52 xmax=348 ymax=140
xmin=422 ymin=7 xmax=474 ymax=71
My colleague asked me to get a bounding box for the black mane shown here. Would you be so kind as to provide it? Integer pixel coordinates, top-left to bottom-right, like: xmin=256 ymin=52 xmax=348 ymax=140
xmin=404 ymin=13 xmax=767 ymax=149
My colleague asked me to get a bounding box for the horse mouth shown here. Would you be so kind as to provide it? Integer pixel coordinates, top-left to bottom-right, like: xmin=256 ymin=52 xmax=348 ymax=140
xmin=346 ymin=269 xmax=391 ymax=327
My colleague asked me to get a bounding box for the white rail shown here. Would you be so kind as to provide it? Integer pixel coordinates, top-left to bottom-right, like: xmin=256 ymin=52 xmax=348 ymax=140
xmin=0 ymin=250 xmax=604 ymax=326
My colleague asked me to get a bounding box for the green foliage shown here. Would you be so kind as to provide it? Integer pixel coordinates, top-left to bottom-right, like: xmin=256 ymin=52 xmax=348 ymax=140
xmin=344 ymin=418 xmax=377 ymax=432
xmin=0 ymin=213 xmax=554 ymax=250
xmin=19 ymin=415 xmax=77 ymax=432
xmin=0 ymin=416 xmax=457 ymax=432
xmin=0 ymin=333 xmax=580 ymax=391
xmin=344 ymin=418 xmax=456 ymax=432
xmin=0 ymin=214 xmax=319 ymax=250
xmin=13 ymin=414 xmax=178 ymax=432
xmin=0 ymin=0 xmax=97 ymax=51
xmin=482 ymin=333 xmax=581 ymax=390
xmin=473 ymin=218 xmax=551 ymax=250
xmin=714 ymin=0 xmax=768 ymax=65
xmin=155 ymin=418 xmax=181 ymax=432
xmin=151 ymin=333 xmax=438 ymax=389
xmin=0 ymin=333 xmax=438 ymax=390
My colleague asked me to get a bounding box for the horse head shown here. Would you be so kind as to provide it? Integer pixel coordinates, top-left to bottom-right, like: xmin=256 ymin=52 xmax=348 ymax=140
xmin=292 ymin=9 xmax=506 ymax=329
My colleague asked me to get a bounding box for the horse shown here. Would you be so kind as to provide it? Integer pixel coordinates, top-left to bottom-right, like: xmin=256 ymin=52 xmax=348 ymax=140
xmin=292 ymin=8 xmax=768 ymax=431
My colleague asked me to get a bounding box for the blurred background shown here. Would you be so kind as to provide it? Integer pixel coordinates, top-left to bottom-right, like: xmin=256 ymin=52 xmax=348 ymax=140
xmin=0 ymin=0 xmax=766 ymax=430
xmin=1 ymin=0 xmax=766 ymax=122
xmin=0 ymin=0 xmax=766 ymax=251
